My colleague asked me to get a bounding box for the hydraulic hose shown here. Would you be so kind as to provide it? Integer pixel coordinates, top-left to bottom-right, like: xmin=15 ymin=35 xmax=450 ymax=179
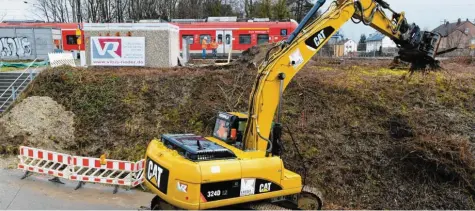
xmin=257 ymin=125 xmax=273 ymax=153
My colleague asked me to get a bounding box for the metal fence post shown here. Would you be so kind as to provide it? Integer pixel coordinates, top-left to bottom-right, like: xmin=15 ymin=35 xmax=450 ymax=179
xmin=29 ymin=68 xmax=33 ymax=81
xmin=11 ymin=86 xmax=16 ymax=100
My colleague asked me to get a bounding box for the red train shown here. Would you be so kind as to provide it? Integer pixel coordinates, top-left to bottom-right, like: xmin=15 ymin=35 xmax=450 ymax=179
xmin=0 ymin=19 xmax=298 ymax=57
xmin=174 ymin=20 xmax=298 ymax=56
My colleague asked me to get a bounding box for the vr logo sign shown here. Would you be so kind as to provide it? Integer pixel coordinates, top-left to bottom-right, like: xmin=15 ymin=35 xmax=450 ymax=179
xmin=92 ymin=38 xmax=122 ymax=59
xmin=90 ymin=36 xmax=145 ymax=66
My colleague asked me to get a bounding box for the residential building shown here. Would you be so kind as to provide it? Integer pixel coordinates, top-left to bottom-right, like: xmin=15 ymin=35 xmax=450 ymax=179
xmin=334 ymin=39 xmax=357 ymax=57
xmin=432 ymin=18 xmax=475 ymax=55
xmin=365 ymin=32 xmax=397 ymax=53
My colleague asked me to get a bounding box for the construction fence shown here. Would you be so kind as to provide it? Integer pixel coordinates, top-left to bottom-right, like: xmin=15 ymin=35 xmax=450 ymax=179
xmin=17 ymin=146 xmax=145 ymax=194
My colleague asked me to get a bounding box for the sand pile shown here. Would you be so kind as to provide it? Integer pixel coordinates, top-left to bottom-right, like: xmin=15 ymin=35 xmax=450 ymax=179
xmin=0 ymin=96 xmax=75 ymax=153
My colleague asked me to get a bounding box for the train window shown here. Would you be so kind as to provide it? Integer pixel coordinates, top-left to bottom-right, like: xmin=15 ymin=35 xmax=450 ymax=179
xmin=182 ymin=35 xmax=194 ymax=44
xmin=200 ymin=34 xmax=211 ymax=44
xmin=226 ymin=34 xmax=231 ymax=45
xmin=239 ymin=34 xmax=251 ymax=44
xmin=257 ymin=34 xmax=269 ymax=44
xmin=218 ymin=34 xmax=223 ymax=44
xmin=280 ymin=29 xmax=288 ymax=36
xmin=66 ymin=35 xmax=80 ymax=45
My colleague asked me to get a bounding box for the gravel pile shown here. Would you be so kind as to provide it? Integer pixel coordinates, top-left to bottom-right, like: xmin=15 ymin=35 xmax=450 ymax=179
xmin=0 ymin=96 xmax=75 ymax=152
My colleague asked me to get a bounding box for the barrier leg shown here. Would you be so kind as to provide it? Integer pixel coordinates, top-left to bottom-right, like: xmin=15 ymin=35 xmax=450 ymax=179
xmin=48 ymin=177 xmax=65 ymax=184
xmin=113 ymin=185 xmax=119 ymax=194
xmin=21 ymin=171 xmax=32 ymax=180
xmin=75 ymin=181 xmax=85 ymax=190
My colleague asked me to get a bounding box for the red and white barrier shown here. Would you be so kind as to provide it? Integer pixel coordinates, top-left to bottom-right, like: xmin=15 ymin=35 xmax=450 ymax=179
xmin=18 ymin=146 xmax=72 ymax=179
xmin=17 ymin=146 xmax=145 ymax=193
xmin=132 ymin=160 xmax=145 ymax=187
xmin=70 ymin=156 xmax=136 ymax=186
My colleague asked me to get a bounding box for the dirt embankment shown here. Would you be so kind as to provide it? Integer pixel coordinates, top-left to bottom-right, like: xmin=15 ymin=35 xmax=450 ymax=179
xmin=1 ymin=52 xmax=475 ymax=209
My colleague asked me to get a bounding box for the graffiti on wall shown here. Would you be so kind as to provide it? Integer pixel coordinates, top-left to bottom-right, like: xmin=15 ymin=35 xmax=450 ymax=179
xmin=0 ymin=37 xmax=32 ymax=58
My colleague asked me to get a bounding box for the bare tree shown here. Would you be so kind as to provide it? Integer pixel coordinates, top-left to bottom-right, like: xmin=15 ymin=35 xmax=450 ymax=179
xmin=31 ymin=0 xmax=306 ymax=23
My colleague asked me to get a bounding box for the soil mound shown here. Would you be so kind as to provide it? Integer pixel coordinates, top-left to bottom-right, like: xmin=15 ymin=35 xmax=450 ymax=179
xmin=0 ymin=96 xmax=75 ymax=153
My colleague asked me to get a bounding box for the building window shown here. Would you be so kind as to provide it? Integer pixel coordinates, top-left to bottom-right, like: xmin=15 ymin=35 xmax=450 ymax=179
xmin=182 ymin=35 xmax=194 ymax=44
xmin=465 ymin=28 xmax=470 ymax=34
xmin=239 ymin=34 xmax=251 ymax=44
xmin=66 ymin=35 xmax=80 ymax=45
xmin=257 ymin=34 xmax=269 ymax=44
xmin=280 ymin=29 xmax=288 ymax=36
xmin=200 ymin=34 xmax=211 ymax=44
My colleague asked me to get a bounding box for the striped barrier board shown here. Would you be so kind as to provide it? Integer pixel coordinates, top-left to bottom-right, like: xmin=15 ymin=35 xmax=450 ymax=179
xmin=70 ymin=156 xmax=136 ymax=187
xmin=132 ymin=160 xmax=145 ymax=187
xmin=18 ymin=146 xmax=72 ymax=180
xmin=17 ymin=146 xmax=145 ymax=194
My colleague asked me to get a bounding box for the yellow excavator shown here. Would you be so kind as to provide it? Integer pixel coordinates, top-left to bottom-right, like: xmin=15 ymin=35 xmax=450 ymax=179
xmin=143 ymin=0 xmax=441 ymax=209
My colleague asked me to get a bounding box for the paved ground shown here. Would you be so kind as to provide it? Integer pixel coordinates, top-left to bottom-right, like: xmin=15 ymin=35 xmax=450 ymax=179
xmin=0 ymin=169 xmax=154 ymax=210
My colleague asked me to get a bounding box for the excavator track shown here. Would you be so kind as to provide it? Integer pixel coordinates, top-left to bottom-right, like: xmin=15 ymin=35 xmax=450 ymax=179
xmin=299 ymin=185 xmax=323 ymax=210
xmin=242 ymin=185 xmax=323 ymax=210
xmin=149 ymin=186 xmax=323 ymax=210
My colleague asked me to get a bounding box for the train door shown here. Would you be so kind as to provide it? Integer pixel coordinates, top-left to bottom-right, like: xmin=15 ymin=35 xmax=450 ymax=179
xmin=216 ymin=30 xmax=232 ymax=56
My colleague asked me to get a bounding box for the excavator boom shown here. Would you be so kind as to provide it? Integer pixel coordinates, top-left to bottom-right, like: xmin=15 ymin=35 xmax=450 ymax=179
xmin=243 ymin=0 xmax=441 ymax=154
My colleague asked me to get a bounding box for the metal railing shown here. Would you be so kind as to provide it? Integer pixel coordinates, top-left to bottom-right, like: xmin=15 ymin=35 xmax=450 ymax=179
xmin=0 ymin=59 xmax=38 ymax=112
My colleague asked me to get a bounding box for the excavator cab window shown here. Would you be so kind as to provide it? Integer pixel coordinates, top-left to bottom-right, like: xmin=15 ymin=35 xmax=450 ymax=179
xmin=212 ymin=112 xmax=247 ymax=146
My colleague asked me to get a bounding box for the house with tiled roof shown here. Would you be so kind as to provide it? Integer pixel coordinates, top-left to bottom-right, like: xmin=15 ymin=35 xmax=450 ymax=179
xmin=432 ymin=18 xmax=475 ymax=52
xmin=365 ymin=32 xmax=397 ymax=53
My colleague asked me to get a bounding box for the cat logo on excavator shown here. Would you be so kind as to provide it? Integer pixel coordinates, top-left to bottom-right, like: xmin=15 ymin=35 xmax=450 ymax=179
xmin=259 ymin=182 xmax=272 ymax=193
xmin=146 ymin=158 xmax=170 ymax=194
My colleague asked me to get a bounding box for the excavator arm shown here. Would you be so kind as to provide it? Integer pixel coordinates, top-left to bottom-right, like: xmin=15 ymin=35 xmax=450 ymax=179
xmin=242 ymin=0 xmax=441 ymax=155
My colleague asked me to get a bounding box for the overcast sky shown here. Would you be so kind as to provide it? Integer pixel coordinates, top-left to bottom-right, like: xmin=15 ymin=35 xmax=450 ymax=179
xmin=1 ymin=0 xmax=474 ymax=41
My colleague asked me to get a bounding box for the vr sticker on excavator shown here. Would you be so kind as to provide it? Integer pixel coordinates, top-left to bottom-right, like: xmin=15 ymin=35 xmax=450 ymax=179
xmin=305 ymin=26 xmax=335 ymax=51
xmin=146 ymin=158 xmax=170 ymax=194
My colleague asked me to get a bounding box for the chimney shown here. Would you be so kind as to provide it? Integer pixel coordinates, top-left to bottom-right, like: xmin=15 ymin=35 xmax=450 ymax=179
xmin=457 ymin=18 xmax=462 ymax=25
xmin=445 ymin=20 xmax=449 ymax=25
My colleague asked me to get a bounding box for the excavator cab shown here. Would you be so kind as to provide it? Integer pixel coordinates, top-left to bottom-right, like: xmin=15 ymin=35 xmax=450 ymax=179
xmin=212 ymin=112 xmax=248 ymax=147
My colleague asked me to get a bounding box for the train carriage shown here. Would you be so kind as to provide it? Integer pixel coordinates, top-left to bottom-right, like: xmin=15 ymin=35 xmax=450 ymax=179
xmin=175 ymin=20 xmax=298 ymax=57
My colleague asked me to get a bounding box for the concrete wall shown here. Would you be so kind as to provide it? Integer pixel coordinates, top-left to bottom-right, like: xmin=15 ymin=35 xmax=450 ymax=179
xmin=84 ymin=23 xmax=179 ymax=68
xmin=0 ymin=27 xmax=60 ymax=60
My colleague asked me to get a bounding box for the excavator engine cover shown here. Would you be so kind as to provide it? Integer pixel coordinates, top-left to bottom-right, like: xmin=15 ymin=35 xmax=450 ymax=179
xmin=161 ymin=134 xmax=236 ymax=161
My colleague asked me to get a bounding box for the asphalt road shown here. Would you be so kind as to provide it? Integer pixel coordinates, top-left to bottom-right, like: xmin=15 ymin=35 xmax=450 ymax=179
xmin=0 ymin=169 xmax=155 ymax=210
